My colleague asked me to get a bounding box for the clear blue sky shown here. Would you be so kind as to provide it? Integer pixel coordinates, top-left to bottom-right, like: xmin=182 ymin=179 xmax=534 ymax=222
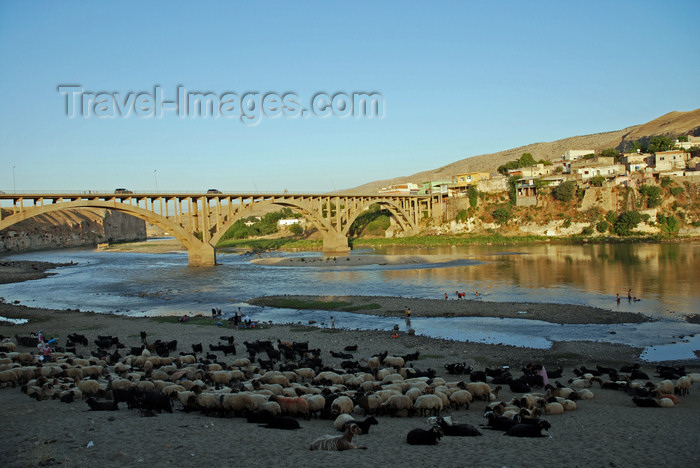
xmin=1 ymin=0 xmax=698 ymax=193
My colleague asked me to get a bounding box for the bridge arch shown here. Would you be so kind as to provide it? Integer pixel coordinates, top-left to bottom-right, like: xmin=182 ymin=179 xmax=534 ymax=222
xmin=0 ymin=200 xmax=215 ymax=266
xmin=209 ymin=198 xmax=419 ymax=250
xmin=339 ymin=198 xmax=418 ymax=237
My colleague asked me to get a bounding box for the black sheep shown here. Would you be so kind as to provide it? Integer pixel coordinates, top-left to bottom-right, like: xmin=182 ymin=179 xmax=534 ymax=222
xmin=482 ymin=411 xmax=519 ymax=431
xmin=406 ymin=426 xmax=443 ymax=445
xmin=259 ymin=416 xmax=301 ymax=430
xmin=339 ymin=416 xmax=379 ymax=435
xmin=504 ymin=420 xmax=550 ymax=437
xmin=86 ymin=397 xmax=118 ymax=411
xmin=435 ymin=417 xmax=481 ymax=436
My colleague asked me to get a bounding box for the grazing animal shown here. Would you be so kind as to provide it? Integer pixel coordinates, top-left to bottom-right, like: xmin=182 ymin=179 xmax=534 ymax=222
xmin=339 ymin=416 xmax=379 ymax=435
xmin=310 ymin=423 xmax=367 ymax=451
xmin=632 ymin=396 xmax=673 ymax=408
xmin=86 ymin=397 xmax=118 ymax=411
xmin=258 ymin=416 xmax=301 ymax=430
xmin=192 ymin=343 xmax=203 ymax=355
xmin=406 ymin=425 xmax=444 ymax=445
xmin=344 ymin=344 xmax=358 ymax=352
xmin=67 ymin=333 xmax=88 ymax=346
xmin=445 ymin=362 xmax=469 ymax=375
xmin=434 ymin=416 xmax=482 ymax=436
xmin=504 ymin=420 xmax=550 ymax=437
xmin=482 ymin=411 xmax=519 ymax=431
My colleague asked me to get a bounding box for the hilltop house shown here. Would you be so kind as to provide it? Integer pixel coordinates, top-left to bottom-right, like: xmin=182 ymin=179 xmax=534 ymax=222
xmin=514 ymin=178 xmax=538 ymax=206
xmin=449 ymin=172 xmax=491 ymax=196
xmin=566 ymin=157 xmax=625 ymax=181
xmin=419 ymin=180 xmax=451 ymax=195
xmin=507 ymin=163 xmax=555 ymax=178
xmin=654 ymin=150 xmax=689 ymax=173
xmin=673 ymin=135 xmax=700 ymax=150
xmin=378 ymin=183 xmax=420 ymax=195
xmin=622 ymin=153 xmax=653 ymax=173
xmin=561 ymin=150 xmax=595 ymax=161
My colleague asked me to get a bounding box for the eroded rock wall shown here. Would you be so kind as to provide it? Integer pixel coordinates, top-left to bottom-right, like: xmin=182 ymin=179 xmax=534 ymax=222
xmin=0 ymin=209 xmax=146 ymax=252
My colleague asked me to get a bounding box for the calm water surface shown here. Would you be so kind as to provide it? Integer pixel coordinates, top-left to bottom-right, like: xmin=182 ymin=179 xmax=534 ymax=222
xmin=1 ymin=243 xmax=698 ymax=361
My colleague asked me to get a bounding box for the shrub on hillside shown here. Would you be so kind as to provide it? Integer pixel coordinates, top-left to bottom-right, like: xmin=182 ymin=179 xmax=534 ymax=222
xmin=553 ymin=181 xmax=576 ymax=202
xmin=492 ymin=207 xmax=511 ymax=225
xmin=613 ymin=211 xmax=643 ymax=236
xmin=640 ymin=185 xmax=662 ymax=208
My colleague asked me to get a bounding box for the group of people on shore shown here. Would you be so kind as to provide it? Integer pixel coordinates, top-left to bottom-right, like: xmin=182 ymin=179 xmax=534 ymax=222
xmin=177 ymin=307 xmax=254 ymax=328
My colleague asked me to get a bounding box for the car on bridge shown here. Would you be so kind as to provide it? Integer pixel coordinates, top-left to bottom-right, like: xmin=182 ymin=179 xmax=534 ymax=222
xmin=114 ymin=188 xmax=133 ymax=194
xmin=207 ymin=188 xmax=222 ymax=194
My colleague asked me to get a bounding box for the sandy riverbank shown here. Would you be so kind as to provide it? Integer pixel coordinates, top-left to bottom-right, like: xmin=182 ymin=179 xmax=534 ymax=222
xmin=251 ymin=254 xmax=471 ymax=268
xmin=1 ymin=260 xmax=699 ymax=467
xmin=0 ymin=304 xmax=699 ymax=467
xmin=248 ymin=295 xmax=653 ymax=325
xmin=0 ymin=260 xmax=74 ymax=285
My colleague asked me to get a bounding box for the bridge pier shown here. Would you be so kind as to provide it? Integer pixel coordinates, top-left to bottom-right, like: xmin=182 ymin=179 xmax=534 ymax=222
xmin=322 ymin=233 xmax=351 ymax=255
xmin=187 ymin=243 xmax=216 ymax=267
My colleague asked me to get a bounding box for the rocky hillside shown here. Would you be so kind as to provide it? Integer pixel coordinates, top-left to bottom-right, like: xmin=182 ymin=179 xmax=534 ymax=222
xmin=347 ymin=109 xmax=700 ymax=193
xmin=0 ymin=209 xmax=146 ymax=253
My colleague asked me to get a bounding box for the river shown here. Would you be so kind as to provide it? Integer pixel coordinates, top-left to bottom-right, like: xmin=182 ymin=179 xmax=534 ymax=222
xmin=1 ymin=242 xmax=699 ymax=361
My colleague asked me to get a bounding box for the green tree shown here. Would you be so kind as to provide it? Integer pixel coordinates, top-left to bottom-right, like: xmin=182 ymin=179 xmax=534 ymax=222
xmin=589 ymin=175 xmax=605 ymax=187
xmin=605 ymin=210 xmax=618 ymax=224
xmin=518 ymin=153 xmax=536 ymax=167
xmin=647 ymin=135 xmax=674 ymax=153
xmin=552 ymin=181 xmax=576 ymax=202
xmin=467 ymin=186 xmax=479 ymax=208
xmin=670 ymin=186 xmax=684 ymax=196
xmin=596 ymin=220 xmax=609 ymax=233
xmin=613 ymin=211 xmax=643 ymax=236
xmin=640 ymin=184 xmax=662 ymax=208
xmin=456 ymin=209 xmax=468 ymax=222
xmin=289 ymin=223 xmax=303 ymax=235
xmin=657 ymin=213 xmax=680 ymax=234
xmin=507 ymin=175 xmax=521 ymax=204
xmin=492 ymin=207 xmax=511 ymax=225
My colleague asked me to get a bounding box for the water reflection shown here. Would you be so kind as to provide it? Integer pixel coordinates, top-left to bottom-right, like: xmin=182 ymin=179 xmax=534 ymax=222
xmin=1 ymin=243 xmax=699 ymax=361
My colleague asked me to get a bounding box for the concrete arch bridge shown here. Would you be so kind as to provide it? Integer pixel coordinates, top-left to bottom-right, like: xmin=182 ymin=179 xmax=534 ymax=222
xmin=0 ymin=192 xmax=440 ymax=266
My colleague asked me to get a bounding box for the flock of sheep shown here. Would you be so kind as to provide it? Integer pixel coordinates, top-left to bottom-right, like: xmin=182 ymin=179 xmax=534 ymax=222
xmin=0 ymin=330 xmax=697 ymax=451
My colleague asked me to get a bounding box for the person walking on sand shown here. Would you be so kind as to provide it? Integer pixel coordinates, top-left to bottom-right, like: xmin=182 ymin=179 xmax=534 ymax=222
xmin=628 ymin=289 xmax=632 ymax=301
xmin=444 ymin=292 xmax=448 ymax=300
xmin=616 ymin=293 xmax=620 ymax=304
xmin=331 ymin=316 xmax=335 ymax=329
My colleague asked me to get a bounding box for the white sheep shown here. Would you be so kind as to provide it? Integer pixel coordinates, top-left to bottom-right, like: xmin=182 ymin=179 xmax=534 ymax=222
xmin=675 ymin=376 xmax=692 ymax=396
xmin=309 ymin=423 xmax=367 ymax=451
xmin=333 ymin=413 xmax=356 ymax=431
xmin=380 ymin=394 xmax=412 ymax=417
xmin=414 ymin=394 xmax=443 ymax=416
xmin=313 ymin=371 xmax=344 ymax=386
xmin=466 ymin=382 xmax=491 ymax=401
xmin=382 ymin=356 xmax=405 ymax=369
xmin=303 ymin=394 xmax=326 ymax=418
xmin=448 ymin=390 xmax=473 ymax=410
xmin=275 ymin=395 xmax=310 ymax=419
xmin=330 ymin=395 xmax=354 ymax=417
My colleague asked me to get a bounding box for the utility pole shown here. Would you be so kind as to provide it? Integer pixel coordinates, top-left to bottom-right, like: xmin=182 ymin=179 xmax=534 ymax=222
xmin=13 ymin=165 xmax=16 ymax=193
xmin=154 ymin=169 xmax=158 ymax=192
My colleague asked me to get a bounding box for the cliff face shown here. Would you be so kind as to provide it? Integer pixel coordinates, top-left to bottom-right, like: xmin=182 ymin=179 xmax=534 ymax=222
xmin=0 ymin=209 xmax=146 ymax=253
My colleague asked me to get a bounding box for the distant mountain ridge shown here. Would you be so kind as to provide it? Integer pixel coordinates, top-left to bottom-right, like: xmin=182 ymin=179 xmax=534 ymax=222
xmin=346 ymin=109 xmax=700 ymax=194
